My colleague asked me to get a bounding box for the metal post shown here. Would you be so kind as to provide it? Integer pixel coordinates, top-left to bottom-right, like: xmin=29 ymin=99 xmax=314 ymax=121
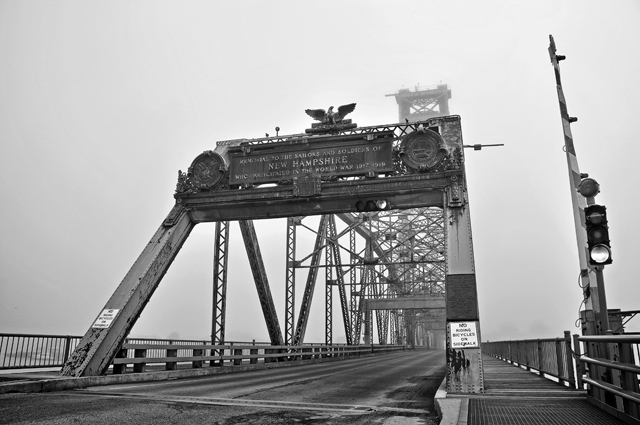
xmin=285 ymin=217 xmax=297 ymax=346
xmin=594 ymin=268 xmax=611 ymax=334
xmin=573 ymin=333 xmax=583 ymax=389
xmin=293 ymin=215 xmax=328 ymax=345
xmin=327 ymin=215 xmax=352 ymax=345
xmin=239 ymin=219 xmax=284 ymax=346
xmin=555 ymin=337 xmax=564 ymax=381
xmin=349 ymin=228 xmax=358 ymax=344
xmin=564 ymin=331 xmax=576 ymax=388
xmin=212 ymin=221 xmax=229 ymax=366
xmin=325 ymin=225 xmax=333 ymax=346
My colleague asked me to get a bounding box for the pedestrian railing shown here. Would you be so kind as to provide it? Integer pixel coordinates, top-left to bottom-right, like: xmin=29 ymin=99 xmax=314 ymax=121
xmin=1 ymin=333 xmax=407 ymax=372
xmin=483 ymin=332 xmax=640 ymax=422
xmin=0 ymin=333 xmax=81 ymax=369
xmin=575 ymin=334 xmax=640 ymax=421
xmin=112 ymin=342 xmax=408 ymax=374
xmin=482 ymin=331 xmax=576 ymax=387
xmin=0 ymin=334 xmax=276 ymax=370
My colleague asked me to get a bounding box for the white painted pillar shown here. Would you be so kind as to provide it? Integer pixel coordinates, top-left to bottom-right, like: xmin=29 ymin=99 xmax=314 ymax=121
xmin=445 ymin=188 xmax=484 ymax=393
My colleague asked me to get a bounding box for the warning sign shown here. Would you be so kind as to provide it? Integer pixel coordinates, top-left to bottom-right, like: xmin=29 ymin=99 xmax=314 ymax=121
xmin=449 ymin=321 xmax=479 ymax=348
xmin=92 ymin=309 xmax=119 ymax=329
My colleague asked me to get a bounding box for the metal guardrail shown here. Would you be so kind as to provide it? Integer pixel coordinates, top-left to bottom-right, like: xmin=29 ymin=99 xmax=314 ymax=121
xmin=1 ymin=333 xmax=407 ymax=372
xmin=112 ymin=343 xmax=409 ymax=374
xmin=482 ymin=331 xmax=576 ymax=387
xmin=0 ymin=333 xmax=275 ymax=370
xmin=483 ymin=332 xmax=640 ymax=422
xmin=0 ymin=333 xmax=81 ymax=369
xmin=575 ymin=334 xmax=640 ymax=422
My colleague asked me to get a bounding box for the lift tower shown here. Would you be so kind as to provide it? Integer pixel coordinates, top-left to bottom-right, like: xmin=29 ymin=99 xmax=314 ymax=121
xmin=385 ymin=84 xmax=454 ymax=351
xmin=386 ymin=84 xmax=452 ymax=123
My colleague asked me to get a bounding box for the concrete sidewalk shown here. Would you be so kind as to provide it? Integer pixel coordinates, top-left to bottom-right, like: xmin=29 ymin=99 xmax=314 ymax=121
xmin=435 ymin=353 xmax=629 ymax=425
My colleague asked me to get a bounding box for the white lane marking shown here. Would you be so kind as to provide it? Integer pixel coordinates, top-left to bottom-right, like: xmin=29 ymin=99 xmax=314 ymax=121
xmin=74 ymin=390 xmax=430 ymax=415
xmin=74 ymin=390 xmax=375 ymax=413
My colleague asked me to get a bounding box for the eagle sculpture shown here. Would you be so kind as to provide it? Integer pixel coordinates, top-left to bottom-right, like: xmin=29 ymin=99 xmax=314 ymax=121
xmin=305 ymin=103 xmax=356 ymax=125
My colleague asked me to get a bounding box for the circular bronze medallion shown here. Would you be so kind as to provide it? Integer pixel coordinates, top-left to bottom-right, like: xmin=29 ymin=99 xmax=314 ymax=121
xmin=188 ymin=151 xmax=226 ymax=190
xmin=400 ymin=129 xmax=446 ymax=171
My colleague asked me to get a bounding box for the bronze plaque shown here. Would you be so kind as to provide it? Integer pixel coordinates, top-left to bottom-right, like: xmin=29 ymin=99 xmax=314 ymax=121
xmin=229 ymin=137 xmax=393 ymax=186
xmin=400 ymin=130 xmax=446 ymax=171
xmin=446 ymin=274 xmax=479 ymax=321
xmin=188 ymin=151 xmax=226 ymax=190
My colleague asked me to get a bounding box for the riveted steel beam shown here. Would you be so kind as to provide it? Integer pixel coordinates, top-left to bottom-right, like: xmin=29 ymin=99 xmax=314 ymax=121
xmin=326 ymin=215 xmax=352 ymax=345
xmin=284 ymin=217 xmax=298 ymax=346
xmin=211 ymin=221 xmax=230 ymax=364
xmin=325 ymin=227 xmax=333 ymax=345
xmin=61 ymin=205 xmax=195 ymax=377
xmin=293 ymin=215 xmax=328 ymax=346
xmin=239 ymin=220 xmax=284 ymax=346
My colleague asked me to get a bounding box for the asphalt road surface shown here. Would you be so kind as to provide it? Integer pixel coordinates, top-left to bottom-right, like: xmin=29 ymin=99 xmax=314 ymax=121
xmin=1 ymin=348 xmax=446 ymax=424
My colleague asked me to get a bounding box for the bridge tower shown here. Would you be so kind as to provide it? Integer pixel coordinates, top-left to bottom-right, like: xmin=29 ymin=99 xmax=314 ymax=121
xmin=386 ymin=84 xmax=452 ymax=123
xmin=388 ymin=83 xmax=485 ymax=392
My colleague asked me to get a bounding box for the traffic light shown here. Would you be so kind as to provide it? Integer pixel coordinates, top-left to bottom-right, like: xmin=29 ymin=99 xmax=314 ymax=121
xmin=584 ymin=204 xmax=612 ymax=266
xmin=355 ymin=199 xmax=388 ymax=212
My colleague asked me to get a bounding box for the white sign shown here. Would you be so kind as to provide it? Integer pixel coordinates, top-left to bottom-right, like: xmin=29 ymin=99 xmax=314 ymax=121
xmin=449 ymin=321 xmax=479 ymax=348
xmin=92 ymin=309 xmax=120 ymax=329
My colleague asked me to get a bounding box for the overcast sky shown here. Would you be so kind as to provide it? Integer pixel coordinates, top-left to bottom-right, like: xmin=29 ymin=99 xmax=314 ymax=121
xmin=1 ymin=1 xmax=639 ymax=344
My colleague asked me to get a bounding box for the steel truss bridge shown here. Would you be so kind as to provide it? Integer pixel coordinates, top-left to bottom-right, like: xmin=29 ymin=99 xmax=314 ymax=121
xmin=60 ymin=116 xmax=484 ymax=394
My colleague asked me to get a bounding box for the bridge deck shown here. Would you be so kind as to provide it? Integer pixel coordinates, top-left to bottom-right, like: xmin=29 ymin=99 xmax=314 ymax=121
xmin=457 ymin=353 xmax=628 ymax=425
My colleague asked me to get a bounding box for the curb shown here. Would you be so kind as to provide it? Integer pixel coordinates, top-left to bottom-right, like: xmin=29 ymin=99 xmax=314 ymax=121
xmin=434 ymin=378 xmax=468 ymax=425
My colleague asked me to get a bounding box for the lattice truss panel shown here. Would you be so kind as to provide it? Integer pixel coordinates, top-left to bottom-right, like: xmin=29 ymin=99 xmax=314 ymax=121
xmin=281 ymin=207 xmax=445 ymax=346
xmin=408 ymin=97 xmax=445 ymax=116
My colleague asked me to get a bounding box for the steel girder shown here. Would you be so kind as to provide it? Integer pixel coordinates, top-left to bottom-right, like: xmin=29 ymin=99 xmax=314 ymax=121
xmin=325 ymin=232 xmax=333 ymax=345
xmin=326 ymin=215 xmax=352 ymax=345
xmin=284 ymin=217 xmax=298 ymax=346
xmin=292 ymin=215 xmax=328 ymax=346
xmin=211 ymin=221 xmax=230 ymax=364
xmin=61 ymin=206 xmax=195 ymax=377
xmin=350 ymin=228 xmax=359 ymax=339
xmin=238 ymin=220 xmax=284 ymax=346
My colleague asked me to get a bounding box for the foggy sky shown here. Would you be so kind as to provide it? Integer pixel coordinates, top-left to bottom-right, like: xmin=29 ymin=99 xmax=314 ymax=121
xmin=1 ymin=0 xmax=639 ymax=343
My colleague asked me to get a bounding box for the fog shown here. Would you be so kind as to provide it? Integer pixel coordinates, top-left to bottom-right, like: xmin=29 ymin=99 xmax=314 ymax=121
xmin=1 ymin=1 xmax=639 ymax=343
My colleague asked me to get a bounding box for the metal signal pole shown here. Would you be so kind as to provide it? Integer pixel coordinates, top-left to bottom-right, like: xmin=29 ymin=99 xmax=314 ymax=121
xmin=548 ymin=35 xmax=613 ymax=403
xmin=548 ymin=35 xmax=611 ymax=335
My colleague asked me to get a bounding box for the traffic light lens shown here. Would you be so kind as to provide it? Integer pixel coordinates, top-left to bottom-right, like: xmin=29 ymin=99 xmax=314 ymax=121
xmin=586 ymin=211 xmax=604 ymax=225
xmin=375 ymin=199 xmax=388 ymax=210
xmin=578 ymin=178 xmax=600 ymax=198
xmin=588 ymin=227 xmax=609 ymax=244
xmin=355 ymin=199 xmax=389 ymax=212
xmin=590 ymin=244 xmax=611 ymax=264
